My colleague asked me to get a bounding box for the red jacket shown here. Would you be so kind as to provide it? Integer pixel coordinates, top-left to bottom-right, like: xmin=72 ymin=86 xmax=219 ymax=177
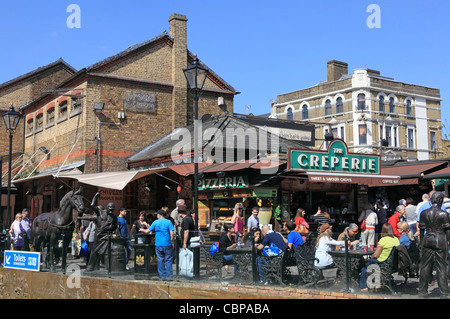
xmin=388 ymin=212 xmax=401 ymax=238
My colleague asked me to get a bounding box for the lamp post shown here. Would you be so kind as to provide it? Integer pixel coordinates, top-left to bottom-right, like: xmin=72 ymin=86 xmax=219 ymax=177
xmin=183 ymin=55 xmax=208 ymax=279
xmin=2 ymin=105 xmax=21 ymax=229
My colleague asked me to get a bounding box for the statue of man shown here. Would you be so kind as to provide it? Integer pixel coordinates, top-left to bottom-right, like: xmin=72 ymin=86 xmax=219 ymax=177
xmin=81 ymin=192 xmax=118 ymax=272
xmin=418 ymin=191 xmax=450 ymax=298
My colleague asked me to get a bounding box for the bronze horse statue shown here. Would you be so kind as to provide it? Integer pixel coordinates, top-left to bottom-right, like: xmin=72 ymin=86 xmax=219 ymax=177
xmin=31 ymin=187 xmax=86 ymax=271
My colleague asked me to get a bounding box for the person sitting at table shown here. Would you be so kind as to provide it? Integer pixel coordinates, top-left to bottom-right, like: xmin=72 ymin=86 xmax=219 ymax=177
xmin=219 ymin=223 xmax=237 ymax=273
xmin=314 ymin=223 xmax=347 ymax=269
xmin=336 ymin=223 xmax=360 ymax=251
xmin=397 ymin=221 xmax=413 ymax=249
xmin=359 ymin=223 xmax=400 ymax=291
xmin=256 ymin=225 xmax=287 ymax=283
xmin=284 ymin=220 xmax=304 ymax=249
xmin=243 ymin=227 xmax=261 ymax=247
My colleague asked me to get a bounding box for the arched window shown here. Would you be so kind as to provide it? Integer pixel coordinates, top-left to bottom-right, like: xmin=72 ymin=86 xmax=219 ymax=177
xmin=302 ymin=105 xmax=308 ymax=120
xmin=406 ymin=99 xmax=412 ymax=116
xmin=287 ymin=108 xmax=293 ymax=120
xmin=389 ymin=97 xmax=395 ymax=113
xmin=379 ymin=96 xmax=385 ymax=112
xmin=325 ymin=99 xmax=332 ymax=116
xmin=357 ymin=93 xmax=366 ymax=110
xmin=336 ymin=97 xmax=343 ymax=113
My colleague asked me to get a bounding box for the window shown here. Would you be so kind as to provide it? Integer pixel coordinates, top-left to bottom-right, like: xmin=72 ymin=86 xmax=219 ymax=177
xmin=71 ymin=97 xmax=82 ymax=115
xmin=408 ymin=128 xmax=415 ymax=149
xmin=47 ymin=108 xmax=55 ymax=126
xmin=379 ymin=96 xmax=385 ymax=112
xmin=359 ymin=124 xmax=367 ymax=145
xmin=357 ymin=93 xmax=366 ymax=110
xmin=406 ymin=99 xmax=413 ymax=116
xmin=430 ymin=131 xmax=436 ymax=151
xmin=59 ymin=100 xmax=68 ymax=120
xmin=287 ymin=108 xmax=293 ymax=120
xmin=302 ymin=105 xmax=308 ymax=120
xmin=389 ymin=97 xmax=395 ymax=113
xmin=385 ymin=126 xmax=391 ymax=146
xmin=325 ymin=99 xmax=332 ymax=116
xmin=336 ymin=97 xmax=343 ymax=113
xmin=393 ymin=127 xmax=398 ymax=147
xmin=340 ymin=126 xmax=344 ymax=140
xmin=35 ymin=114 xmax=43 ymax=131
xmin=27 ymin=119 xmax=34 ymax=134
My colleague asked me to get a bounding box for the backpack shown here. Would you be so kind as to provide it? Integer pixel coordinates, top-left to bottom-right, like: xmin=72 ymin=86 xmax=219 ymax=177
xmin=210 ymin=241 xmax=219 ymax=256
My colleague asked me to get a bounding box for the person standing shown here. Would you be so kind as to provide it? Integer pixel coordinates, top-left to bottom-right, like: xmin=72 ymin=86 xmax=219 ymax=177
xmin=178 ymin=206 xmax=195 ymax=250
xmin=20 ymin=208 xmax=31 ymax=251
xmin=388 ymin=204 xmax=406 ymax=238
xmin=358 ymin=203 xmax=378 ymax=251
xmin=9 ymin=213 xmax=25 ymax=250
xmin=418 ymin=191 xmax=450 ymax=299
xmin=404 ymin=197 xmax=417 ymax=236
xmin=231 ymin=203 xmax=244 ymax=239
xmin=246 ymin=207 xmax=260 ymax=233
xmin=141 ymin=209 xmax=175 ymax=280
xmin=117 ymin=207 xmax=132 ymax=270
xmin=170 ymin=199 xmax=185 ymax=249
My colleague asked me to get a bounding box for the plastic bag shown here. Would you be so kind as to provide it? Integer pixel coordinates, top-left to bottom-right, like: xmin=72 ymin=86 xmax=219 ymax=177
xmin=179 ymin=249 xmax=194 ymax=278
xmin=79 ymin=241 xmax=89 ymax=257
xmin=210 ymin=242 xmax=219 ymax=256
xmin=263 ymin=242 xmax=280 ymax=256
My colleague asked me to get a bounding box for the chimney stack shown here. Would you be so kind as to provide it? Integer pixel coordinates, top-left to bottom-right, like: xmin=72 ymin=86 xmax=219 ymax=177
xmin=169 ymin=13 xmax=188 ymax=129
xmin=327 ymin=60 xmax=348 ymax=82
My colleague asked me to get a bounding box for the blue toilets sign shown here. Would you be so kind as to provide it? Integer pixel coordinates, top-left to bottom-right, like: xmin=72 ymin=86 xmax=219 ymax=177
xmin=3 ymin=250 xmax=40 ymax=272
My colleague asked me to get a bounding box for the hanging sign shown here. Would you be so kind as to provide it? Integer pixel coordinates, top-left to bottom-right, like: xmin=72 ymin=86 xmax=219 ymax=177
xmin=289 ymin=139 xmax=380 ymax=175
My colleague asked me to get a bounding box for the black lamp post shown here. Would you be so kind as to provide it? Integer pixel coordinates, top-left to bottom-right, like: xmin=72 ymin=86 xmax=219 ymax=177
xmin=183 ymin=55 xmax=208 ymax=279
xmin=2 ymin=105 xmax=21 ymax=229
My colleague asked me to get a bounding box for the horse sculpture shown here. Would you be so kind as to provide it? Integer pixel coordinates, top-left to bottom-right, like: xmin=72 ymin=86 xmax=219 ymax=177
xmin=31 ymin=186 xmax=86 ymax=272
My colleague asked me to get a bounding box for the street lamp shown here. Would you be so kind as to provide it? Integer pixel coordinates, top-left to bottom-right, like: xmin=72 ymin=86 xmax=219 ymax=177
xmin=183 ymin=55 xmax=208 ymax=279
xmin=2 ymin=105 xmax=21 ymax=229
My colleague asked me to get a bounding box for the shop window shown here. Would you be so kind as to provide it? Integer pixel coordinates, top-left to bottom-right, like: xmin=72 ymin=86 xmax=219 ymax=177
xmin=357 ymin=93 xmax=366 ymax=110
xmin=336 ymin=97 xmax=343 ymax=114
xmin=359 ymin=124 xmax=367 ymax=145
xmin=302 ymin=105 xmax=308 ymax=120
xmin=325 ymin=99 xmax=332 ymax=116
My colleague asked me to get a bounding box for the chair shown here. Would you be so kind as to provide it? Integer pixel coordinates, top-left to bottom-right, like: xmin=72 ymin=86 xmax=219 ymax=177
xmin=259 ymin=249 xmax=286 ymax=285
xmin=294 ymin=236 xmax=321 ymax=286
xmin=365 ymin=246 xmax=398 ymax=294
xmin=201 ymin=244 xmax=226 ymax=280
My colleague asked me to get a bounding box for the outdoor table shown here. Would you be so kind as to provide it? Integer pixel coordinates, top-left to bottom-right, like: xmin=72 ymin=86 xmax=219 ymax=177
xmin=226 ymin=246 xmax=256 ymax=283
xmin=329 ymin=248 xmax=374 ymax=290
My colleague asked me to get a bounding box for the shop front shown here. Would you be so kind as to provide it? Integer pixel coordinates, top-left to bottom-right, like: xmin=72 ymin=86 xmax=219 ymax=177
xmin=286 ymin=139 xmax=401 ymax=232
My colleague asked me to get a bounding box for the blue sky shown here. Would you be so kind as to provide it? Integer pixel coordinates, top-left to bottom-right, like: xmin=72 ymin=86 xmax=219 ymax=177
xmin=1 ymin=0 xmax=449 ymax=135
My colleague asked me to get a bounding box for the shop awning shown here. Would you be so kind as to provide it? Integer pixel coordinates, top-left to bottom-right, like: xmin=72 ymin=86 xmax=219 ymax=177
xmin=168 ymin=159 xmax=285 ymax=176
xmin=422 ymin=166 xmax=450 ymax=180
xmin=65 ymin=167 xmax=169 ymax=190
xmin=380 ymin=161 xmax=447 ymax=179
xmin=304 ymin=172 xmax=410 ymax=187
xmin=11 ymin=161 xmax=85 ymax=185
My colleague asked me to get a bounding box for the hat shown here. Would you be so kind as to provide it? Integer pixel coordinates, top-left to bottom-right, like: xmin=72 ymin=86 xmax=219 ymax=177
xmin=319 ymin=223 xmax=331 ymax=233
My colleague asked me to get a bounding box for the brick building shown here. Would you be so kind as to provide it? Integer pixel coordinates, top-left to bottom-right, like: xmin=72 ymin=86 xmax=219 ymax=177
xmin=7 ymin=13 xmax=235 ymax=221
xmin=0 ymin=59 xmax=76 ymax=224
xmin=270 ymin=60 xmax=444 ymax=161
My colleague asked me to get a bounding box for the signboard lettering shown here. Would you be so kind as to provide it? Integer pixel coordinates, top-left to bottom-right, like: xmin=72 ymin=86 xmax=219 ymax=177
xmin=290 ymin=140 xmax=380 ymax=174
xmin=198 ymin=175 xmax=248 ymax=190
xmin=3 ymin=250 xmax=41 ymax=272
xmin=124 ymin=92 xmax=156 ymax=112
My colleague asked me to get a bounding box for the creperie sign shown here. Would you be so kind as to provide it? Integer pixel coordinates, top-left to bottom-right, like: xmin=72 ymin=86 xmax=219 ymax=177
xmin=289 ymin=139 xmax=380 ymax=175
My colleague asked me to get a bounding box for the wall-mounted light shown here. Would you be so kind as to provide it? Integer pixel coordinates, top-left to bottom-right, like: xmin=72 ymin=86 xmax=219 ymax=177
xmin=93 ymin=102 xmax=105 ymax=113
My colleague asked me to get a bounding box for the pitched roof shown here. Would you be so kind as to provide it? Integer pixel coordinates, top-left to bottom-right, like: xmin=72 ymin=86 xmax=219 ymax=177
xmin=127 ymin=115 xmax=309 ymax=168
xmin=0 ymin=58 xmax=76 ymax=93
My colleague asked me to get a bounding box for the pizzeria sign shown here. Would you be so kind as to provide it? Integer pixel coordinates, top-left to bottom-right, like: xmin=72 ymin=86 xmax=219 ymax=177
xmin=289 ymin=139 xmax=380 ymax=175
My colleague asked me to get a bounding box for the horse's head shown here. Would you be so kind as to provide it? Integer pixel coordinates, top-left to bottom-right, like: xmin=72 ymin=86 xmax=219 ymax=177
xmin=71 ymin=186 xmax=86 ymax=217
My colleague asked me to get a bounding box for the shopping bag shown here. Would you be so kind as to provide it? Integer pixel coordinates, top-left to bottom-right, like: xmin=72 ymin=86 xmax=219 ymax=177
xmin=263 ymin=242 xmax=280 ymax=256
xmin=179 ymin=249 xmax=194 ymax=278
xmin=210 ymin=242 xmax=219 ymax=256
xmin=79 ymin=241 xmax=89 ymax=257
